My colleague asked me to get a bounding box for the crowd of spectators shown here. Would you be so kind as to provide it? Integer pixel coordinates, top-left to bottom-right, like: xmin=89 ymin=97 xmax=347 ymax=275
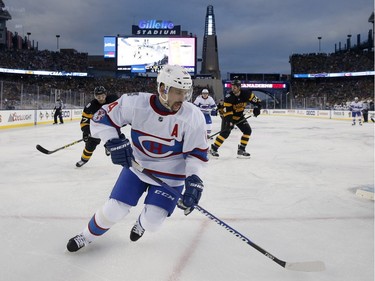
xmin=290 ymin=76 xmax=373 ymax=108
xmin=0 ymin=49 xmax=88 ymax=72
xmin=290 ymin=50 xmax=374 ymax=108
xmin=0 ymin=72 xmax=216 ymax=110
xmin=0 ymin=48 xmax=219 ymax=110
xmin=0 ymin=74 xmax=157 ymax=109
xmin=0 ymin=48 xmax=374 ymax=110
xmin=290 ymin=50 xmax=374 ymax=74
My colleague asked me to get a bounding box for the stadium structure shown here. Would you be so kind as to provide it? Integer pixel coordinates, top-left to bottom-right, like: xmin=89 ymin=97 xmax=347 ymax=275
xmin=0 ymin=0 xmax=11 ymax=48
xmin=0 ymin=1 xmax=373 ymax=111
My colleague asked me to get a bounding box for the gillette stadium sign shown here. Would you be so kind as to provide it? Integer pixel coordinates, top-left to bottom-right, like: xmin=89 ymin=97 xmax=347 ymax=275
xmin=132 ymin=20 xmax=181 ymax=36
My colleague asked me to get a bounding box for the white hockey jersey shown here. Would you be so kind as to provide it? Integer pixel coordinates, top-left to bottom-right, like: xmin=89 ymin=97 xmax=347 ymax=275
xmin=91 ymin=92 xmax=209 ymax=187
xmin=193 ymin=95 xmax=217 ymax=115
xmin=349 ymin=101 xmax=363 ymax=112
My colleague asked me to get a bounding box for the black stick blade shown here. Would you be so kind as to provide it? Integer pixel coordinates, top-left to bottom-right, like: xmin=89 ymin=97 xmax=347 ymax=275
xmin=36 ymin=144 xmax=52 ymax=154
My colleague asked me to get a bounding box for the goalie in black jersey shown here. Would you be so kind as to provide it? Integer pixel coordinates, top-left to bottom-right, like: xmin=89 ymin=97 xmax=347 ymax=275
xmin=210 ymin=80 xmax=262 ymax=159
xmin=76 ymin=86 xmax=118 ymax=167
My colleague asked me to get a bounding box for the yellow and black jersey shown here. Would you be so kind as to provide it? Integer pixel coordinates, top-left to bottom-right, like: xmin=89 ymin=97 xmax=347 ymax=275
xmin=223 ymin=89 xmax=261 ymax=122
xmin=80 ymin=94 xmax=118 ymax=134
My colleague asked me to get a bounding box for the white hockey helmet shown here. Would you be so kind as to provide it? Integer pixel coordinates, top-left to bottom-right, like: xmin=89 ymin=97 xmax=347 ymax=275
xmin=202 ymin=89 xmax=209 ymax=94
xmin=157 ymin=65 xmax=193 ymax=100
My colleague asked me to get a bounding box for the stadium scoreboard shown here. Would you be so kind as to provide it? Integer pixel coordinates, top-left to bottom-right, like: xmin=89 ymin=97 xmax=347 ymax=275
xmin=116 ymin=36 xmax=196 ymax=74
xmin=103 ymin=19 xmax=197 ymax=75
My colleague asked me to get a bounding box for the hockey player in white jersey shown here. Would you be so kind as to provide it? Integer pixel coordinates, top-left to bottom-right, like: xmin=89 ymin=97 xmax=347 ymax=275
xmin=66 ymin=65 xmax=209 ymax=252
xmin=349 ymin=97 xmax=363 ymax=126
xmin=193 ymin=88 xmax=217 ymax=137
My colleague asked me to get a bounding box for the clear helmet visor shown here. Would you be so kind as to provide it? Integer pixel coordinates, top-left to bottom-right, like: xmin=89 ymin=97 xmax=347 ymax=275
xmin=183 ymin=87 xmax=193 ymax=102
xmin=159 ymin=85 xmax=193 ymax=102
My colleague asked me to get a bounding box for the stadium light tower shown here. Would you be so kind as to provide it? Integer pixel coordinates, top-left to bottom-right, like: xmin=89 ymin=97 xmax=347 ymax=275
xmin=347 ymin=34 xmax=352 ymax=50
xmin=0 ymin=0 xmax=12 ymax=50
xmin=369 ymin=12 xmax=374 ymax=51
xmin=56 ymin=34 xmax=60 ymax=51
xmin=200 ymin=5 xmax=221 ymax=79
xmin=27 ymin=32 xmax=31 ymax=49
xmin=317 ymin=36 xmax=322 ymax=52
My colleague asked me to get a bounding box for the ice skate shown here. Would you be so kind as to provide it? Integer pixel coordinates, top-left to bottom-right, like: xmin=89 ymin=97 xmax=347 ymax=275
xmin=209 ymin=144 xmax=219 ymax=158
xmin=237 ymin=145 xmax=251 ymax=159
xmin=66 ymin=233 xmax=90 ymax=252
xmin=76 ymin=160 xmax=87 ymax=167
xmin=130 ymin=219 xmax=145 ymax=242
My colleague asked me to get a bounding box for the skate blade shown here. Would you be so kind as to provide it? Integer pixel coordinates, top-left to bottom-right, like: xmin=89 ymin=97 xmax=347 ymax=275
xmin=237 ymin=155 xmax=251 ymax=159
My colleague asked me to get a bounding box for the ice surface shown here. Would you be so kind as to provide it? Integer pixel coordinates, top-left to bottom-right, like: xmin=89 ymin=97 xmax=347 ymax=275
xmin=0 ymin=115 xmax=373 ymax=281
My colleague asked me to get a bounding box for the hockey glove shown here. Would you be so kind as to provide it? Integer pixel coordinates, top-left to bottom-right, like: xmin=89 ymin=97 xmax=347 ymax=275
xmin=178 ymin=175 xmax=204 ymax=215
xmin=104 ymin=138 xmax=133 ymax=168
xmin=253 ymin=107 xmax=261 ymax=117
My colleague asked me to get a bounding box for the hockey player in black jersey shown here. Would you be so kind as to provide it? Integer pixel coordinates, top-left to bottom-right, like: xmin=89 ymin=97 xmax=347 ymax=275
xmin=210 ymin=80 xmax=262 ymax=159
xmin=76 ymin=86 xmax=118 ymax=167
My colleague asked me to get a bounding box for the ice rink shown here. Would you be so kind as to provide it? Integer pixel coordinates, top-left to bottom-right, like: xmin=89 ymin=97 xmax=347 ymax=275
xmin=0 ymin=115 xmax=373 ymax=281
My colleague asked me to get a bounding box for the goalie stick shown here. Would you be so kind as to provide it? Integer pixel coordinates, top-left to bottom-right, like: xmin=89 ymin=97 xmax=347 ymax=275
xmin=36 ymin=139 xmax=83 ymax=155
xmin=131 ymin=160 xmax=326 ymax=272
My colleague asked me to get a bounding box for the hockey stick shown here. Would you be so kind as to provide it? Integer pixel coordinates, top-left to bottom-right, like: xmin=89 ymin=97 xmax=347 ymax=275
xmin=131 ymin=161 xmax=325 ymax=272
xmin=208 ymin=114 xmax=253 ymax=139
xmin=36 ymin=139 xmax=83 ymax=155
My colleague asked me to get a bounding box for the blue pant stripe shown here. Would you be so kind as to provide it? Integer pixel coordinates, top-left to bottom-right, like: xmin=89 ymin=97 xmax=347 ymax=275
xmin=88 ymin=215 xmax=109 ymax=236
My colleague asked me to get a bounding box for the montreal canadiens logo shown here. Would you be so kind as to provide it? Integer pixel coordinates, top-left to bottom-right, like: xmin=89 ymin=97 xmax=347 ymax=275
xmin=93 ymin=108 xmax=106 ymax=122
xmin=138 ymin=135 xmax=175 ymax=158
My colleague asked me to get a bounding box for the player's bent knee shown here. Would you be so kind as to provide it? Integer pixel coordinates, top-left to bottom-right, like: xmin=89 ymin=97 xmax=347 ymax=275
xmin=140 ymin=204 xmax=168 ymax=232
xmin=102 ymin=198 xmax=131 ymax=223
